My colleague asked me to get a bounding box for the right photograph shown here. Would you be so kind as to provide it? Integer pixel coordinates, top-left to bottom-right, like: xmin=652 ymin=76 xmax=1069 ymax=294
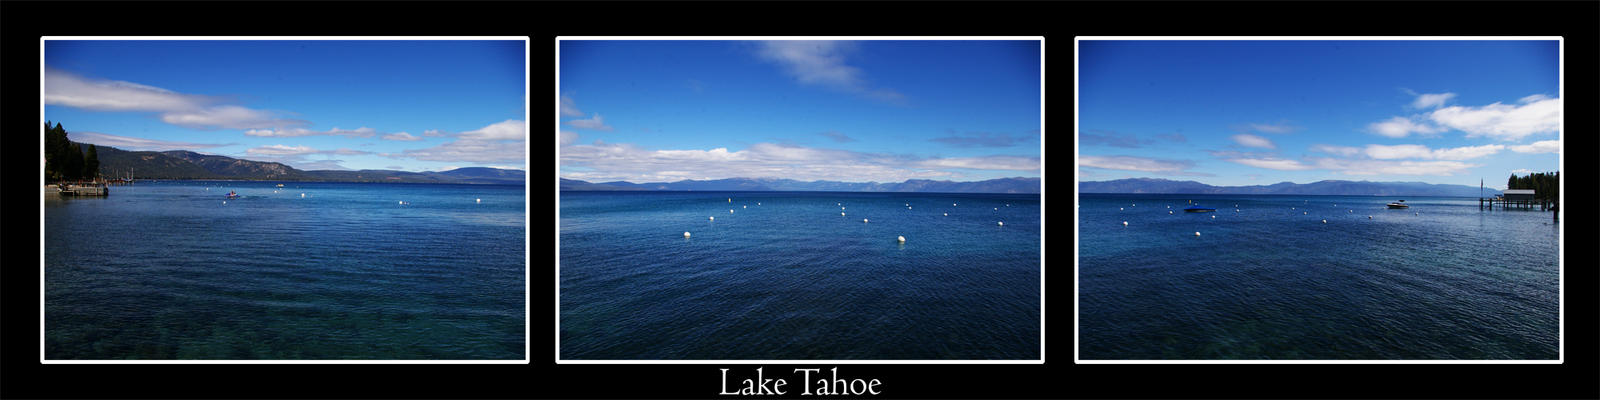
xmin=1076 ymin=38 xmax=1561 ymax=361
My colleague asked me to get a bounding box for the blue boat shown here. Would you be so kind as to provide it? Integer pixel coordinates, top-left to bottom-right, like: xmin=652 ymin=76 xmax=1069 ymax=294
xmin=1183 ymin=205 xmax=1216 ymax=213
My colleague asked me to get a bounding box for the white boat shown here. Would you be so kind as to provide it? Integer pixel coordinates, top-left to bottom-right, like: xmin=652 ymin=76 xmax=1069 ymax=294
xmin=1386 ymin=200 xmax=1409 ymax=209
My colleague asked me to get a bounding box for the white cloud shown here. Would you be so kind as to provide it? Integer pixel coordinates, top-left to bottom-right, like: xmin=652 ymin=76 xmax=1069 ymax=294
xmin=246 ymin=144 xmax=318 ymax=156
xmin=1222 ymin=157 xmax=1315 ymax=171
xmin=562 ymin=140 xmax=1033 ymax=182
xmin=1230 ymin=134 xmax=1275 ymax=149
xmin=1362 ymin=144 xmax=1503 ymax=160
xmin=1510 ymin=168 xmax=1536 ymax=175
xmin=755 ymin=40 xmax=906 ymax=104
xmin=1411 ymin=92 xmax=1457 ymax=109
xmin=565 ymin=113 xmax=613 ymax=131
xmin=1427 ymin=96 xmax=1561 ymax=141
xmin=1367 ymin=116 xmax=1445 ymax=138
xmin=46 ymin=68 xmax=306 ymax=130
xmin=559 ymin=130 xmax=579 ymax=146
xmin=560 ymin=95 xmax=586 ymax=117
xmin=245 ymin=126 xmax=378 ymax=138
xmin=399 ymin=119 xmax=526 ymax=165
xmin=1311 ymin=158 xmax=1477 ymax=176
xmin=70 ymin=131 xmax=231 ymax=151
xmin=382 ymin=132 xmax=423 ymax=141
xmin=422 ymin=129 xmax=449 ymax=137
xmin=1509 ymin=140 xmax=1560 ymax=154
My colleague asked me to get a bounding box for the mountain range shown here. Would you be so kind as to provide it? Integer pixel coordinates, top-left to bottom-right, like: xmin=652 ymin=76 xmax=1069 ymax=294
xmin=559 ymin=177 xmax=1042 ymax=193
xmin=1079 ymin=178 xmax=1500 ymax=197
xmin=93 ymin=146 xmax=525 ymax=185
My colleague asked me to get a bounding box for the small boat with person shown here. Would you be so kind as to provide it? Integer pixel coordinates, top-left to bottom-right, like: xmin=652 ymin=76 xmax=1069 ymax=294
xmin=1387 ymin=200 xmax=1409 ymax=209
xmin=226 ymin=190 xmax=240 ymax=199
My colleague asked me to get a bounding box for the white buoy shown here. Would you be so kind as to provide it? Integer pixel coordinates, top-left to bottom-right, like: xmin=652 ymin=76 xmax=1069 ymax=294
xmin=1169 ymin=211 xmax=1173 ymax=214
xmin=301 ymin=193 xmax=305 ymax=198
xmin=1120 ymin=207 xmax=1124 ymax=211
xmin=1195 ymin=231 xmax=1201 ymax=236
xmin=758 ymin=202 xmax=761 ymax=205
xmin=1303 ymin=211 xmax=1307 ymax=215
xmin=841 ymin=212 xmax=845 ymax=216
xmin=684 ymin=232 xmax=691 ymax=238
xmin=863 ymin=219 xmax=869 ymax=223
xmin=897 ymin=235 xmax=905 ymax=243
xmin=728 ymin=198 xmax=731 ymax=203
xmin=1322 ymin=219 xmax=1327 ymax=223
xmin=944 ymin=213 xmax=948 ymax=216
xmin=1212 ymin=215 xmax=1216 ymax=219
xmin=222 ymin=201 xmax=226 ymax=205
xmin=1122 ymin=221 xmax=1128 ymax=226
xmin=998 ymin=221 xmax=1004 ymax=226
xmin=477 ymin=198 xmax=481 ymax=203
xmin=709 ymin=216 xmax=714 ymax=221
xmin=743 ymin=205 xmax=747 ymax=209
xmin=953 ymin=203 xmax=957 ymax=206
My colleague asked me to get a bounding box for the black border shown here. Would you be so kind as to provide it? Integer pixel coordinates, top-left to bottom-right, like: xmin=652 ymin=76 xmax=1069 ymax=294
xmin=5 ymin=1 xmax=1596 ymax=399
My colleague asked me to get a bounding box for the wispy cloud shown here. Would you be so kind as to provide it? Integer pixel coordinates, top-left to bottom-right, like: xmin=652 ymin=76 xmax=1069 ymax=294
xmin=70 ymin=131 xmax=233 ymax=152
xmin=381 ymin=132 xmax=424 ymax=141
xmin=1080 ymin=130 xmax=1148 ymax=148
xmin=755 ymin=40 xmax=906 ymax=104
xmin=819 ymin=130 xmax=856 ymax=143
xmin=560 ymin=94 xmax=586 ymax=117
xmin=1362 ymin=144 xmax=1504 ymax=160
xmin=565 ymin=113 xmax=613 ymax=131
xmin=1369 ymin=93 xmax=1560 ymax=141
xmin=1079 ymin=155 xmax=1205 ymax=175
xmin=561 ymin=140 xmax=1033 ymax=182
xmin=1427 ymin=96 xmax=1561 ymax=141
xmin=244 ymin=127 xmax=379 ymax=138
xmin=1367 ymin=116 xmax=1445 ymax=138
xmin=1230 ymin=134 xmax=1276 ymax=149
xmin=1509 ymin=139 xmax=1560 ymax=154
xmin=45 ymin=68 xmax=307 ymax=130
xmin=1220 ymin=156 xmax=1315 ymax=171
xmin=1309 ymin=144 xmax=1361 ymax=157
xmin=399 ymin=119 xmax=526 ymax=165
xmin=932 ymin=131 xmax=1031 ymax=148
xmin=1410 ymin=92 xmax=1457 ymax=109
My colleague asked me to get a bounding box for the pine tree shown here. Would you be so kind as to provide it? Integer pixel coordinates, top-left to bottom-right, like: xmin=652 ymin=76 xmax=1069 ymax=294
xmin=85 ymin=144 xmax=100 ymax=180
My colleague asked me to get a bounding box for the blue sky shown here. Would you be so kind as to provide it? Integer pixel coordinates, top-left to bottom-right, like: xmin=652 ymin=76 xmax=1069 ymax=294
xmin=558 ymin=40 xmax=1042 ymax=183
xmin=1079 ymin=40 xmax=1561 ymax=190
xmin=44 ymin=40 xmax=526 ymax=171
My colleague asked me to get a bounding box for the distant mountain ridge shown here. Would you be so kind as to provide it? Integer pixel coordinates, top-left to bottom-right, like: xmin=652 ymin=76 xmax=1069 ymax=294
xmin=94 ymin=146 xmax=524 ymax=184
xmin=560 ymin=177 xmax=1042 ymax=193
xmin=1080 ymin=178 xmax=1499 ymax=197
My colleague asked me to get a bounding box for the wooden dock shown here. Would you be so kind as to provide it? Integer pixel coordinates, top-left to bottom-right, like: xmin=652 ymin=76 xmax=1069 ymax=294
xmin=52 ymin=181 xmax=109 ymax=196
xmin=1479 ymin=197 xmax=1555 ymax=211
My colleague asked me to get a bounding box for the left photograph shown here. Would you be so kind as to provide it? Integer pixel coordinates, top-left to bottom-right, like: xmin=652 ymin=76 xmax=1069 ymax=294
xmin=41 ymin=38 xmax=528 ymax=361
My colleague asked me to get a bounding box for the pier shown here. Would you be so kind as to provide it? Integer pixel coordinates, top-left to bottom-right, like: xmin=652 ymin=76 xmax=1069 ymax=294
xmin=49 ymin=181 xmax=110 ymax=196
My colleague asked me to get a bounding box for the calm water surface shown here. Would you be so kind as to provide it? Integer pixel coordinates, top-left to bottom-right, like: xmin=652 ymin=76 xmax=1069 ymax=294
xmin=44 ymin=181 xmax=526 ymax=360
xmin=560 ymin=191 xmax=1042 ymax=360
xmin=1079 ymin=194 xmax=1559 ymax=359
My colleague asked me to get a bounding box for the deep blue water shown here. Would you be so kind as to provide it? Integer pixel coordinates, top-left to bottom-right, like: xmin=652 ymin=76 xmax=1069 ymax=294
xmin=559 ymin=191 xmax=1042 ymax=360
xmin=1079 ymin=194 xmax=1559 ymax=360
xmin=44 ymin=181 xmax=526 ymax=360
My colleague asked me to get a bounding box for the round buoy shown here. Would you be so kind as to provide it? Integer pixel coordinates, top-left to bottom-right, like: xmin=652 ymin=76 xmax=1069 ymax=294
xmin=841 ymin=212 xmax=846 ymax=216
xmin=730 ymin=209 xmax=734 ymax=213
xmin=1169 ymin=211 xmax=1173 ymax=214
xmin=863 ymin=219 xmax=869 ymax=223
xmin=709 ymin=216 xmax=714 ymax=221
xmin=897 ymin=235 xmax=905 ymax=243
xmin=758 ymin=202 xmax=761 ymax=206
xmin=743 ymin=205 xmax=747 ymax=209
xmin=399 ymin=200 xmax=405 ymax=205
xmin=477 ymin=198 xmax=481 ymax=203
xmin=222 ymin=201 xmax=226 ymax=205
xmin=1212 ymin=215 xmax=1216 ymax=219
xmin=998 ymin=221 xmax=1004 ymax=226
xmin=1120 ymin=207 xmax=1124 ymax=211
xmin=300 ymin=193 xmax=305 ymax=198
xmin=1303 ymin=211 xmax=1307 ymax=215
xmin=684 ymin=232 xmax=691 ymax=238
xmin=1122 ymin=221 xmax=1128 ymax=226
xmin=944 ymin=213 xmax=948 ymax=216
xmin=1322 ymin=219 xmax=1327 ymax=223
xmin=1194 ymin=231 xmax=1201 ymax=237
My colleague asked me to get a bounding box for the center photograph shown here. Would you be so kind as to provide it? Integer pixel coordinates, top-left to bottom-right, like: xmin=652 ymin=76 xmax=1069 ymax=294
xmin=556 ymin=38 xmax=1044 ymax=361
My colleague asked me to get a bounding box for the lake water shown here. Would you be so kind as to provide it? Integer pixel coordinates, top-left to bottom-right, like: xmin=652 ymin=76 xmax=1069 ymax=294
xmin=44 ymin=181 xmax=526 ymax=360
xmin=559 ymin=191 xmax=1042 ymax=360
xmin=1078 ymin=194 xmax=1559 ymax=360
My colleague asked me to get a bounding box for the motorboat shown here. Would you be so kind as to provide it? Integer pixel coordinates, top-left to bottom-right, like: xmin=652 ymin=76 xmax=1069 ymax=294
xmin=1386 ymin=200 xmax=1409 ymax=209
